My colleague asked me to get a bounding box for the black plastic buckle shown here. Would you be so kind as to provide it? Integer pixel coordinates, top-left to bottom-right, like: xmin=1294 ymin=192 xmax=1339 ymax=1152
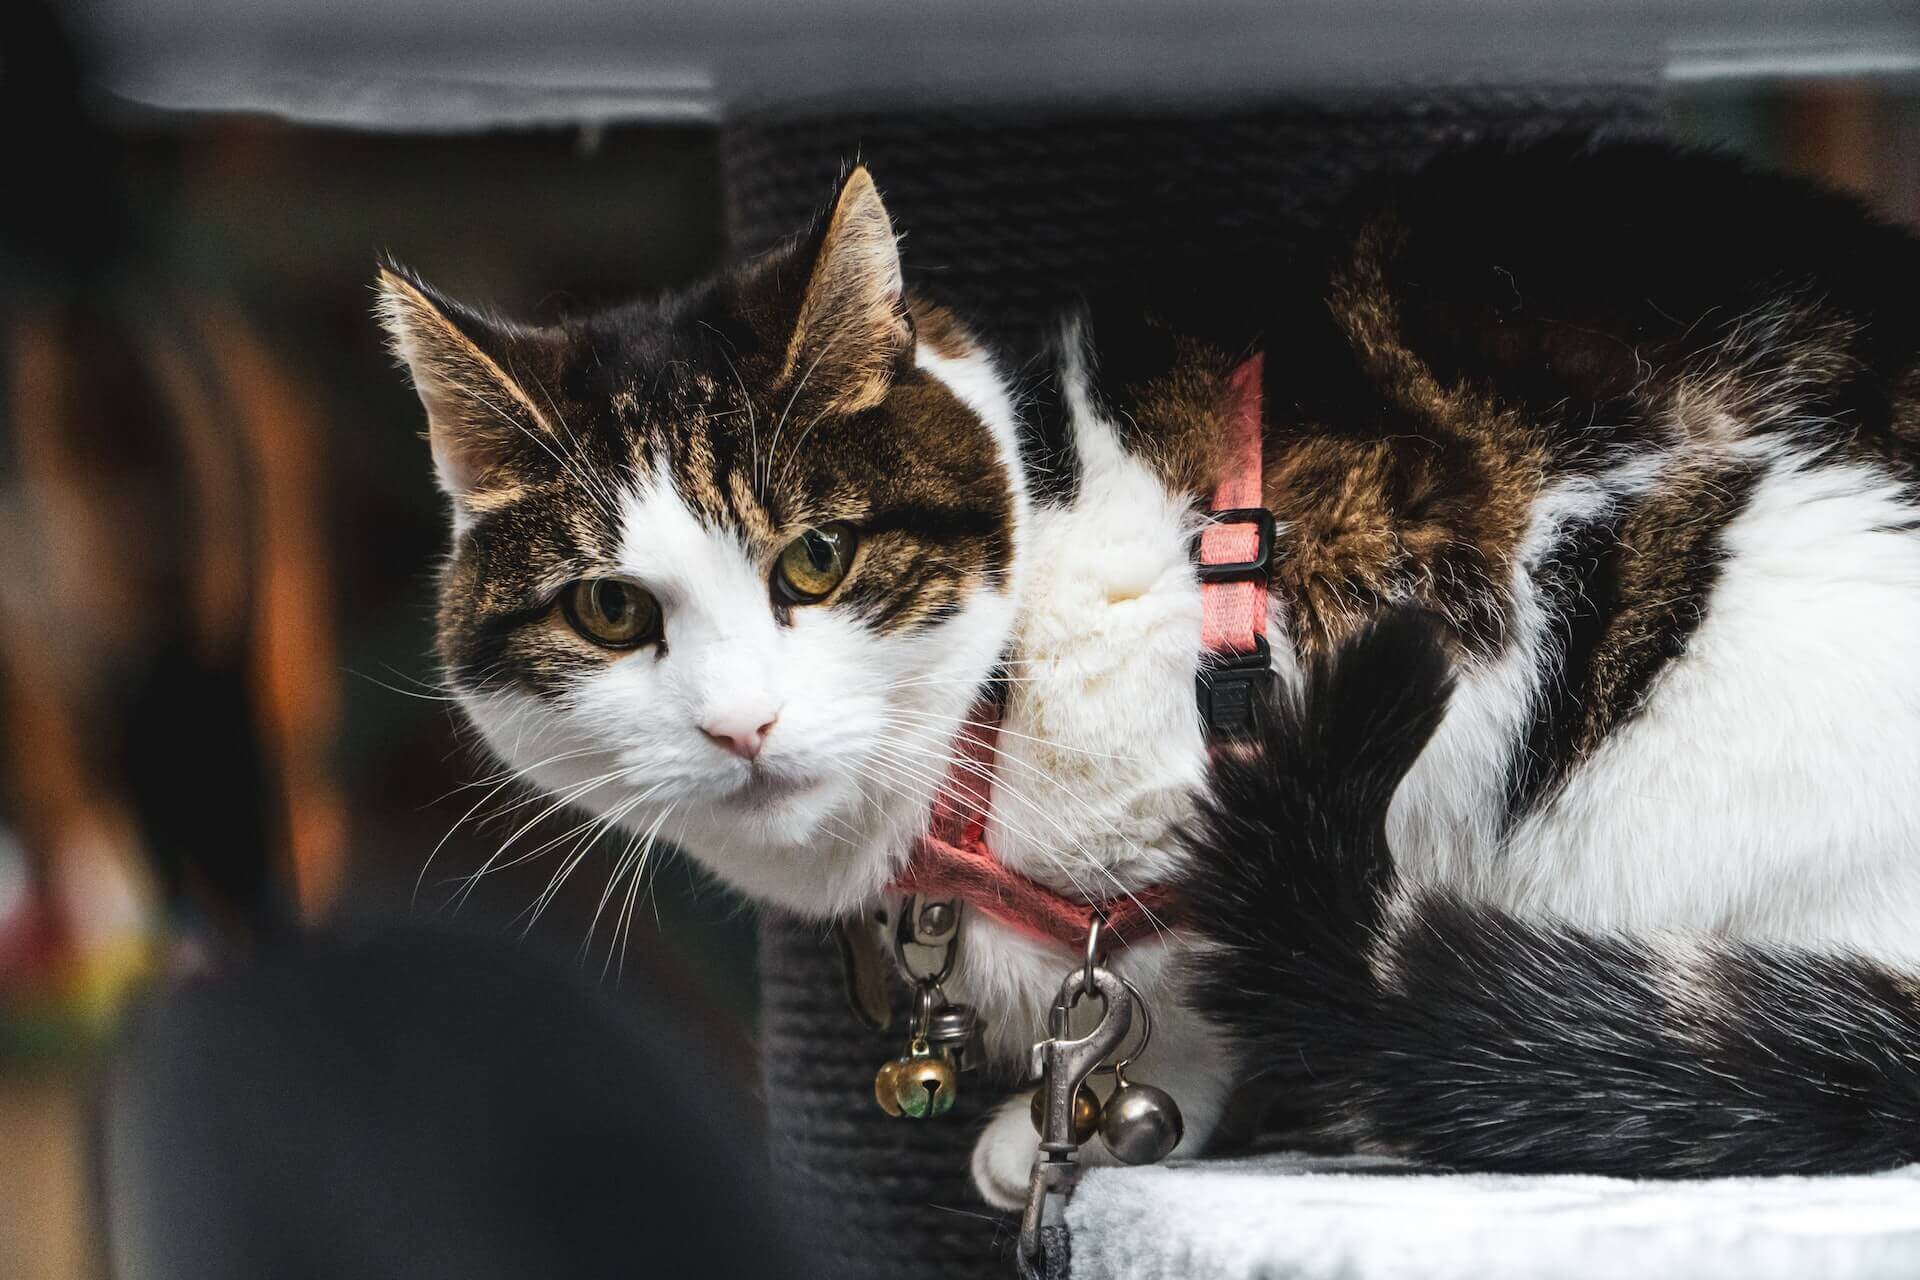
xmin=1195 ymin=506 xmax=1274 ymax=738
xmin=1197 ymin=634 xmax=1270 ymax=740
xmin=1195 ymin=507 xmax=1274 ymax=583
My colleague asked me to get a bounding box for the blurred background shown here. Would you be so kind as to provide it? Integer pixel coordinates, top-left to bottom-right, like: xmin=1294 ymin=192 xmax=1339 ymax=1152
xmin=2 ymin=8 xmax=756 ymax=1277
xmin=3 ymin=0 xmax=1918 ymax=1275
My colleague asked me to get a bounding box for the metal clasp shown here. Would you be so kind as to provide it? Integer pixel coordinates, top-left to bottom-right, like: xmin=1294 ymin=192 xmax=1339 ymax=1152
xmin=893 ymin=894 xmax=960 ymax=985
xmin=1017 ymin=964 xmax=1133 ymax=1271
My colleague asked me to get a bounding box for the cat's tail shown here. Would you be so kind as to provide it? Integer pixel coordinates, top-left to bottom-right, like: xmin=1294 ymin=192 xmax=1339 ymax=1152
xmin=1182 ymin=612 xmax=1920 ymax=1175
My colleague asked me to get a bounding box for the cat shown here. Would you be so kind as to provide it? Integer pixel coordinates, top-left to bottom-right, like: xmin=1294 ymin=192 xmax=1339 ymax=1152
xmin=378 ymin=136 xmax=1920 ymax=1209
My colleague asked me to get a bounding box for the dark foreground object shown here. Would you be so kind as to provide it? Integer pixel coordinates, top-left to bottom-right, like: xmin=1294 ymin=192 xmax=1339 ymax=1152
xmin=101 ymin=926 xmax=808 ymax=1280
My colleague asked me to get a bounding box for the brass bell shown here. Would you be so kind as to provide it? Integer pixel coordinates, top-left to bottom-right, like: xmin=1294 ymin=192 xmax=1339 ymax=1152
xmin=1099 ymin=1076 xmax=1184 ymax=1166
xmin=1029 ymin=1080 xmax=1102 ymax=1143
xmin=891 ymin=1040 xmax=957 ymax=1118
xmin=873 ymin=1058 xmax=907 ymax=1118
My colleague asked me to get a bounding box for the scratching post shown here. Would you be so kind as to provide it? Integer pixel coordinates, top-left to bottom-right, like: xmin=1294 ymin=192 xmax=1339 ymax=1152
xmin=729 ymin=88 xmax=1660 ymax=1278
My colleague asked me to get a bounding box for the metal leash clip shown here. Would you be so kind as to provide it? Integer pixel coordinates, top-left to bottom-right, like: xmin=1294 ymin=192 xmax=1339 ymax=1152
xmin=1017 ymin=960 xmax=1133 ymax=1277
xmin=1016 ymin=920 xmax=1186 ymax=1276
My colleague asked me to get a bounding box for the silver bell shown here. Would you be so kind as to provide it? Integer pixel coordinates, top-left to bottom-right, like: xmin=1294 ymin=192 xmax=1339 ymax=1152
xmin=922 ymin=1000 xmax=984 ymax=1074
xmin=1099 ymin=1077 xmax=1185 ymax=1166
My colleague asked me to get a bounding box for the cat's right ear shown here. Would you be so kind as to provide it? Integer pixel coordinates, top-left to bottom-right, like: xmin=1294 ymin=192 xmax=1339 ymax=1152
xmin=375 ymin=265 xmax=557 ymax=503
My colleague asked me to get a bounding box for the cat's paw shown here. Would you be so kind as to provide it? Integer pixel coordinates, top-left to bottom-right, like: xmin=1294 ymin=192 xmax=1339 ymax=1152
xmin=970 ymin=1090 xmax=1122 ymax=1209
xmin=970 ymin=1093 xmax=1043 ymax=1209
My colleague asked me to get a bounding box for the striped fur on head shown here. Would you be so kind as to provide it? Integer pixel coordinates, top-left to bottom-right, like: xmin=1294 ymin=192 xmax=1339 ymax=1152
xmin=379 ymin=170 xmax=1012 ymax=686
xmin=376 ymin=167 xmax=1022 ymax=916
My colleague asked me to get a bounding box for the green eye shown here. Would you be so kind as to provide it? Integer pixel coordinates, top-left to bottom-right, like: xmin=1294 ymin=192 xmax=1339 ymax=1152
xmin=773 ymin=524 xmax=858 ymax=604
xmin=561 ymin=578 xmax=662 ymax=649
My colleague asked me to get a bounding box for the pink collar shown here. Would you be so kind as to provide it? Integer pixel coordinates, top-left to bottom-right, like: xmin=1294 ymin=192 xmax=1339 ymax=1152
xmin=891 ymin=356 xmax=1268 ymax=950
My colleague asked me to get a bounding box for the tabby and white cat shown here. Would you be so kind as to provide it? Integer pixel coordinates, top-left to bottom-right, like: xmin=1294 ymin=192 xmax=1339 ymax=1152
xmin=379 ymin=139 xmax=1920 ymax=1207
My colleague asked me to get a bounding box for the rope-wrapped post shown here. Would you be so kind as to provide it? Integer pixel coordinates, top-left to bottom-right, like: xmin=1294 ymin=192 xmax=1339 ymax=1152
xmin=727 ymin=90 xmax=1660 ymax=1279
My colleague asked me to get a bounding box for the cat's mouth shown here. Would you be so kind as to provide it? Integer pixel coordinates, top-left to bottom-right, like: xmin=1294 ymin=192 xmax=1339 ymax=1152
xmin=729 ymin=767 xmax=815 ymax=811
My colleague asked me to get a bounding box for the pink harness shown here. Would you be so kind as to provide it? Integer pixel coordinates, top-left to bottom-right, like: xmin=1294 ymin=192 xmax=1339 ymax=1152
xmin=891 ymin=357 xmax=1270 ymax=949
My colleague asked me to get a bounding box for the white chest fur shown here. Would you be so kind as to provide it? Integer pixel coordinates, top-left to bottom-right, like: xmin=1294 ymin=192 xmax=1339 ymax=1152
xmin=922 ymin=377 xmax=1243 ymax=1208
xmin=942 ymin=379 xmax=1215 ymax=1045
xmin=901 ymin=338 xmax=1218 ymax=1047
xmin=989 ymin=424 xmax=1210 ymax=904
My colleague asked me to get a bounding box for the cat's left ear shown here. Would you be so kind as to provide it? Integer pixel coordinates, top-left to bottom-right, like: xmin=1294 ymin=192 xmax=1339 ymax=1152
xmin=780 ymin=166 xmax=912 ymax=416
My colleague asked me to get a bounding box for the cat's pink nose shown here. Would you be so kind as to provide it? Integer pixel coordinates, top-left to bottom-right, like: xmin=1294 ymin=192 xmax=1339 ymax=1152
xmin=702 ymin=714 xmax=778 ymax=761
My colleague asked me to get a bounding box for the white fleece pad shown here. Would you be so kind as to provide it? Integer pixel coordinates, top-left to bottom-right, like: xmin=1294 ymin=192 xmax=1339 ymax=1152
xmin=1066 ymin=1151 xmax=1920 ymax=1280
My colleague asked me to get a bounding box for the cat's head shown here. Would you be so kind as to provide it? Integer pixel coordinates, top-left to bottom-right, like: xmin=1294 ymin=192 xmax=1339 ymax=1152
xmin=378 ymin=169 xmax=1024 ymax=916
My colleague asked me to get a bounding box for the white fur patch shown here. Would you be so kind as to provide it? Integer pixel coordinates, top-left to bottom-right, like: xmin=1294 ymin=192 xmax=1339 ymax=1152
xmin=1390 ymin=453 xmax=1662 ymax=894
xmin=1501 ymin=445 xmax=1920 ymax=958
xmin=1387 ymin=433 xmax=1920 ymax=962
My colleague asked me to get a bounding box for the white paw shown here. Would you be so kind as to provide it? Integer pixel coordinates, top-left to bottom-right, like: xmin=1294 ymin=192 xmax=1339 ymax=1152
xmin=970 ymin=1091 xmax=1122 ymax=1210
xmin=971 ymin=1093 xmax=1043 ymax=1209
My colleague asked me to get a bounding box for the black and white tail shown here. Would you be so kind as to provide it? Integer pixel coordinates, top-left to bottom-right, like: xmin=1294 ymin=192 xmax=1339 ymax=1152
xmin=1182 ymin=611 xmax=1920 ymax=1175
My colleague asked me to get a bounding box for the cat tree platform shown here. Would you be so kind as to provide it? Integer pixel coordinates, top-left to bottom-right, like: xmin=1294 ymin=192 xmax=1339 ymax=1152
xmin=92 ymin=0 xmax=1917 ymax=128
xmin=1068 ymin=1151 xmax=1920 ymax=1279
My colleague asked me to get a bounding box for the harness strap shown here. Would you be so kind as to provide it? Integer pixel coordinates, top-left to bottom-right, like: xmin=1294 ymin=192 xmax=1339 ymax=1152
xmin=1198 ymin=355 xmax=1269 ymax=658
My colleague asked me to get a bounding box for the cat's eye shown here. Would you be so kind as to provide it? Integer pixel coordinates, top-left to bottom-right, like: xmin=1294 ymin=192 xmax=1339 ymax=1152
xmin=560 ymin=578 xmax=662 ymax=649
xmin=773 ymin=524 xmax=858 ymax=605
